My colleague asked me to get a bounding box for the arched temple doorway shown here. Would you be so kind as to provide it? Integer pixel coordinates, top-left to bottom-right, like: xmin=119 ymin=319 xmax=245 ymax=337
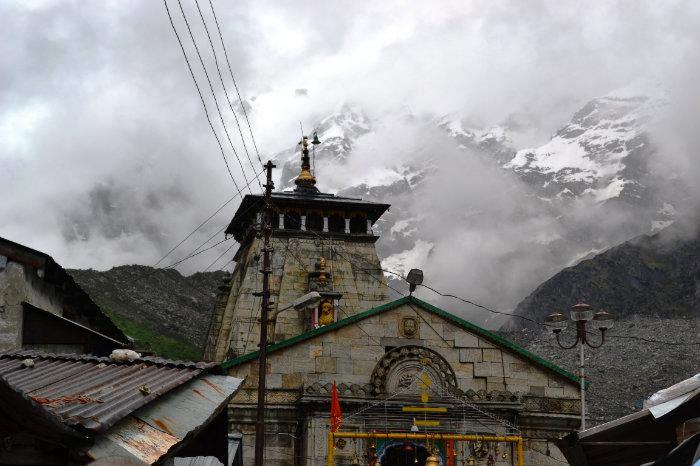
xmin=380 ymin=442 xmax=430 ymax=466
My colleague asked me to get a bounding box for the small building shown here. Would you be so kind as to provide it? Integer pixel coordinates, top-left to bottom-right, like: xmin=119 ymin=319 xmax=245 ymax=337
xmin=0 ymin=236 xmax=128 ymax=355
xmin=0 ymin=350 xmax=243 ymax=465
xmin=558 ymin=374 xmax=700 ymax=466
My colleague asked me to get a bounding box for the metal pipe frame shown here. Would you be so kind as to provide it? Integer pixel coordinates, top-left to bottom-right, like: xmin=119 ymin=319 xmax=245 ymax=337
xmin=326 ymin=432 xmax=525 ymax=466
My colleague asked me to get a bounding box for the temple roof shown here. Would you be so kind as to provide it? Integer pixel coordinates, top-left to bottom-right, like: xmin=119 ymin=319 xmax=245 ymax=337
xmin=220 ymin=295 xmax=583 ymax=387
xmin=225 ymin=190 xmax=390 ymax=241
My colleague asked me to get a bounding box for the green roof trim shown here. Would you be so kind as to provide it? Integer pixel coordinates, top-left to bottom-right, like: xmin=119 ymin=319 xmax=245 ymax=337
xmin=220 ymin=296 xmax=583 ymax=387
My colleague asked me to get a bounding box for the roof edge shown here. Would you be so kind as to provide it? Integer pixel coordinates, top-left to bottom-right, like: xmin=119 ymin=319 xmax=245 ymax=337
xmin=220 ymin=296 xmax=582 ymax=386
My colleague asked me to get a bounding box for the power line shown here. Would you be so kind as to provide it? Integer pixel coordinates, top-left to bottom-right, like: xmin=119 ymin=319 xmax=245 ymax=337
xmin=276 ymin=214 xmax=449 ymax=349
xmin=283 ymin=241 xmax=382 ymax=346
xmin=174 ymin=0 xmax=253 ymax=193
xmin=181 ymin=224 xmax=227 ymax=259
xmin=207 ymin=0 xmax=263 ymax=166
xmin=162 ymin=236 xmax=232 ymax=269
xmin=193 ymin=0 xmax=262 ymax=188
xmin=203 ymin=241 xmax=236 ymax=272
xmin=151 ymin=167 xmax=264 ymax=267
xmin=157 ymin=184 xmax=265 ymax=273
xmin=322 ymin=237 xmax=700 ymax=347
xmin=419 ymin=283 xmax=541 ymax=326
xmin=163 ymin=0 xmax=244 ymax=194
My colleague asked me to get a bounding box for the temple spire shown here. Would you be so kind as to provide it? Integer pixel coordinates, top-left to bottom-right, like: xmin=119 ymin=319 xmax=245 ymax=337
xmin=294 ymin=135 xmax=319 ymax=193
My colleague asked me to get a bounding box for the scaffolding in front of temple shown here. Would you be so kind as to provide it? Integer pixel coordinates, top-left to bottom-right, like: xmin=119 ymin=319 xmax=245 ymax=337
xmin=326 ymin=369 xmax=525 ymax=466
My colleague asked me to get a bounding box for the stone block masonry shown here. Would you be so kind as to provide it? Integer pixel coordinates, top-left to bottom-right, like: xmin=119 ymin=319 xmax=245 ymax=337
xmin=226 ymin=300 xmax=582 ymax=466
xmin=205 ymin=232 xmax=390 ymax=362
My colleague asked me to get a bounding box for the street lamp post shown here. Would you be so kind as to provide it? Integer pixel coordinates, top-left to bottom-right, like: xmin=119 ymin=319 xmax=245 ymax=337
xmin=267 ymin=291 xmax=323 ymax=341
xmin=544 ymin=303 xmax=614 ymax=430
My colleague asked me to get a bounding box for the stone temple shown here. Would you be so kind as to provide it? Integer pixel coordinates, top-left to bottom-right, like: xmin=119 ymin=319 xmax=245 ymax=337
xmin=204 ymin=137 xmax=582 ymax=465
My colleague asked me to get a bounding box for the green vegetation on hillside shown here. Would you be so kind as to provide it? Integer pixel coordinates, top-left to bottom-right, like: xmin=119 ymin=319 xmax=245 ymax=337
xmin=104 ymin=308 xmax=201 ymax=361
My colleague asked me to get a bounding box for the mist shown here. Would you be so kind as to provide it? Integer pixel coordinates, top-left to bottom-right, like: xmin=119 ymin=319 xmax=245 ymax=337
xmin=2 ymin=0 xmax=700 ymax=316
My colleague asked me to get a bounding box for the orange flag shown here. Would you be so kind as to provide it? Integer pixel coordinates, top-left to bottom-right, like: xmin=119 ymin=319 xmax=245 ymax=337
xmin=330 ymin=381 xmax=343 ymax=432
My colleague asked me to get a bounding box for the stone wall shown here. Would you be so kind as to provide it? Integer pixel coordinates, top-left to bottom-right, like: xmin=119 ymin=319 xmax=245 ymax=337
xmin=205 ymin=233 xmax=389 ymax=362
xmin=0 ymin=259 xmax=64 ymax=351
xmin=227 ymin=302 xmax=580 ymax=465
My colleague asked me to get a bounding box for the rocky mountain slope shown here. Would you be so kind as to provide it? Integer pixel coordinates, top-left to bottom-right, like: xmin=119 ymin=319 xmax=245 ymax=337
xmin=508 ymin=219 xmax=700 ymax=327
xmin=68 ymin=265 xmax=224 ymax=353
xmin=499 ymin=217 xmax=700 ymax=424
xmin=502 ymin=314 xmax=699 ymax=425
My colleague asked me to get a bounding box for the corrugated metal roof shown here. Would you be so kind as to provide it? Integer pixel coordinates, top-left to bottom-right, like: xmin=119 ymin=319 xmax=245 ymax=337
xmin=173 ymin=456 xmax=223 ymax=466
xmin=88 ymin=375 xmax=242 ymax=464
xmin=0 ymin=350 xmax=219 ymax=435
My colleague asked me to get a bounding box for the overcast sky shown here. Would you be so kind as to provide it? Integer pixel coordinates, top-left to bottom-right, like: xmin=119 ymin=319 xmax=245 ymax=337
xmin=2 ymin=0 xmax=699 ymax=280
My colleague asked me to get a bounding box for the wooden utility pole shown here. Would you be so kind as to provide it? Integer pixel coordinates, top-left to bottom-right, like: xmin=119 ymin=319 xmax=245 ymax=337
xmin=254 ymin=160 xmax=275 ymax=466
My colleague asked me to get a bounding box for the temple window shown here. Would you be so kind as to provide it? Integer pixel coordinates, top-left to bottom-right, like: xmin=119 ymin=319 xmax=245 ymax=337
xmin=349 ymin=215 xmax=366 ymax=234
xmin=307 ymin=212 xmax=324 ymax=232
xmin=328 ymin=213 xmax=344 ymax=233
xmin=285 ymin=211 xmax=301 ymax=231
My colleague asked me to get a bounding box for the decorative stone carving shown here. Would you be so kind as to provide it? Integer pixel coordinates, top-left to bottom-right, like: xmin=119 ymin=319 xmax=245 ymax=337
xmin=304 ymin=382 xmax=374 ymax=398
xmin=370 ymin=345 xmax=458 ymax=396
xmin=399 ymin=316 xmax=419 ymax=338
xmin=521 ymin=396 xmax=581 ymax=414
xmin=461 ymin=389 xmax=519 ymax=403
xmin=308 ymin=257 xmax=334 ymax=293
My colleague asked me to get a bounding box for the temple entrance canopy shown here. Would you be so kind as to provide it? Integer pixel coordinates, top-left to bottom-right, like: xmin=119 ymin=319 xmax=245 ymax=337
xmin=328 ymin=350 xmax=523 ymax=465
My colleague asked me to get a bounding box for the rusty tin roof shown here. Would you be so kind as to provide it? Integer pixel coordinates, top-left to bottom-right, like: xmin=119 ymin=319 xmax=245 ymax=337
xmin=0 ymin=350 xmax=220 ymax=435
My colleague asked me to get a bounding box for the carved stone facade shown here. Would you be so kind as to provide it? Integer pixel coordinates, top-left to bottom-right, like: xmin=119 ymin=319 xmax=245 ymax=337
xmin=370 ymin=345 xmax=458 ymax=396
xmin=224 ymin=298 xmax=581 ymax=466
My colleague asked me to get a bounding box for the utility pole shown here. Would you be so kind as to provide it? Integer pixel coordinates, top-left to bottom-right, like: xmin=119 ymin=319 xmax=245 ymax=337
xmin=254 ymin=160 xmax=275 ymax=466
xmin=579 ymin=342 xmax=586 ymax=430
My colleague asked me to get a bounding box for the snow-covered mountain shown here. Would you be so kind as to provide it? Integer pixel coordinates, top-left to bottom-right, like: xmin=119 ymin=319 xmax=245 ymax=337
xmin=272 ymin=89 xmax=689 ymax=319
xmin=506 ymin=92 xmax=674 ymax=218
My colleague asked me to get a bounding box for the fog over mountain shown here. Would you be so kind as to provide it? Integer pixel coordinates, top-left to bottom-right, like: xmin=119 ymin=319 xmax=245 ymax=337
xmin=2 ymin=1 xmax=700 ymax=324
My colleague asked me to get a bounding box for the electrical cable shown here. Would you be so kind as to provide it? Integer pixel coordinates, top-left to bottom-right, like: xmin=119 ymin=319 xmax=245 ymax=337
xmin=417 ymin=282 xmax=700 ymax=346
xmin=203 ymin=241 xmax=236 ymax=272
xmin=207 ymin=0 xmax=264 ymax=166
xmin=283 ymin=242 xmax=382 ymax=346
xmin=298 ymin=230 xmax=700 ymax=346
xmin=265 ymin=211 xmax=700 ymax=349
xmin=161 ymin=237 xmax=232 ymax=269
xmin=152 ymin=167 xmax=263 ymax=267
xmin=163 ymin=0 xmax=245 ymax=194
xmin=193 ymin=0 xmax=262 ymax=188
xmin=278 ymin=214 xmax=453 ymax=349
xmin=174 ymin=0 xmax=253 ymax=192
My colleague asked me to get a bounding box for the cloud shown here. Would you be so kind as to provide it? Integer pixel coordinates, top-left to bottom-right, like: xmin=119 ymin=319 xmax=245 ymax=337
xmin=1 ymin=0 xmax=699 ymax=279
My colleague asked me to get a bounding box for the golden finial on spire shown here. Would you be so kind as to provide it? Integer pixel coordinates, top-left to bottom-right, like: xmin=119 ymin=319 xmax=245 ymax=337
xmin=294 ymin=135 xmax=318 ymax=192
